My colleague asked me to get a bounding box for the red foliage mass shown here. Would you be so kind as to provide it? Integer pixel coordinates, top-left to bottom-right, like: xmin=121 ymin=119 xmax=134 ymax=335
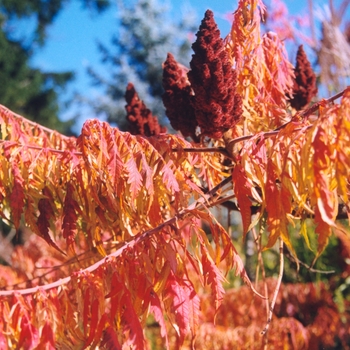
xmin=162 ymin=53 xmax=199 ymax=141
xmin=188 ymin=10 xmax=242 ymax=139
xmin=125 ymin=83 xmax=166 ymax=137
xmin=289 ymin=45 xmax=318 ymax=110
xmin=196 ymin=279 xmax=350 ymax=350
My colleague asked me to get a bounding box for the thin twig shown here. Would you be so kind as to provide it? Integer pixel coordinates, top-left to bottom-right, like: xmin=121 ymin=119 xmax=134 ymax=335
xmin=261 ymin=238 xmax=284 ymax=336
xmin=252 ymin=224 xmax=269 ymax=318
xmin=251 ymin=222 xmax=270 ymax=349
xmin=172 ymin=146 xmax=230 ymax=157
xmin=285 ymin=251 xmax=335 ymax=274
xmin=300 ymin=88 xmax=346 ymax=117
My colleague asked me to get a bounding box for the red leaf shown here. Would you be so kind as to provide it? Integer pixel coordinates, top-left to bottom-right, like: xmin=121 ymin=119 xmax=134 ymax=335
xmin=107 ymin=273 xmax=122 ymax=321
xmin=37 ymin=188 xmax=64 ymax=254
xmin=120 ymin=288 xmax=145 ymax=348
xmin=125 ymin=156 xmax=142 ymax=201
xmin=150 ymin=291 xmax=169 ymax=347
xmin=107 ymin=273 xmax=144 ymax=348
xmin=313 ymin=126 xmax=337 ymax=226
xmin=84 ymin=298 xmax=99 ymax=348
xmin=17 ymin=314 xmax=39 ymax=350
xmin=0 ymin=313 xmax=8 ymax=350
xmin=83 ymin=288 xmax=91 ymax=336
xmin=37 ymin=322 xmax=55 ymax=350
xmin=162 ymin=160 xmax=180 ymax=192
xmin=92 ymin=313 xmax=109 ymax=348
xmin=202 ymin=252 xmax=225 ymax=311
xmin=62 ymin=183 xmax=78 ymax=247
xmin=164 ymin=273 xmax=199 ymax=345
xmin=232 ymin=164 xmax=253 ymax=236
xmin=9 ymin=165 xmax=25 ymax=229
xmin=101 ymin=326 xmax=121 ymax=349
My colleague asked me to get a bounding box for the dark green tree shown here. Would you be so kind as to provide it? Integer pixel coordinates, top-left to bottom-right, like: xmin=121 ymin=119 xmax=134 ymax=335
xmin=0 ymin=0 xmax=111 ymax=134
xmin=86 ymin=0 xmax=196 ymax=130
xmin=1 ymin=0 xmax=110 ymax=43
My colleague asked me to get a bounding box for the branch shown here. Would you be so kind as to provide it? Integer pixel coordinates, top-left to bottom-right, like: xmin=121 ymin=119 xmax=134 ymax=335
xmin=0 ymin=210 xmax=188 ymax=296
xmin=0 ymin=176 xmax=235 ymax=296
xmin=261 ymin=238 xmax=284 ymax=336
xmin=284 ymin=251 xmax=335 ymax=274
xmin=219 ymin=199 xmax=349 ymax=221
xmin=172 ymin=146 xmax=230 ymax=157
xmin=275 ymin=88 xmax=348 ymax=131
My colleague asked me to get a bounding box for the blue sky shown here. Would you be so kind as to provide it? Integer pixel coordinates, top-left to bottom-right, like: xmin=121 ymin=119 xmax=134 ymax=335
xmin=28 ymin=0 xmax=335 ymax=129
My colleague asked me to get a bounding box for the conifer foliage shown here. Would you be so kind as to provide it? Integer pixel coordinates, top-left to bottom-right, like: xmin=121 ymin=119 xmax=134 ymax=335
xmin=0 ymin=0 xmax=349 ymax=348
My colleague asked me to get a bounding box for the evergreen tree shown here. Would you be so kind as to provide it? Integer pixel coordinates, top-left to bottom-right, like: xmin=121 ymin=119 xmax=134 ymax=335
xmin=1 ymin=0 xmax=110 ymax=43
xmin=0 ymin=0 xmax=111 ymax=134
xmin=87 ymin=0 xmax=196 ymax=130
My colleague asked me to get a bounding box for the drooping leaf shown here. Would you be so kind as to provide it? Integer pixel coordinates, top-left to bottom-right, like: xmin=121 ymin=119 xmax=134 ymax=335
xmin=37 ymin=187 xmax=64 ymax=254
xmin=62 ymin=182 xmax=79 ymax=247
xmin=202 ymin=251 xmax=226 ymax=311
xmin=84 ymin=298 xmax=100 ymax=348
xmin=101 ymin=326 xmax=122 ymax=349
xmin=9 ymin=165 xmax=25 ymax=229
xmin=17 ymin=314 xmax=39 ymax=350
xmin=37 ymin=322 xmax=56 ymax=350
xmin=232 ymin=164 xmax=254 ymax=236
xmin=150 ymin=291 xmax=169 ymax=347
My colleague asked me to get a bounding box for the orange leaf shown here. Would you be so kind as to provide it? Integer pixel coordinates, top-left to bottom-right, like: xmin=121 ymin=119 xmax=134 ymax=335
xmin=265 ymin=165 xmax=294 ymax=255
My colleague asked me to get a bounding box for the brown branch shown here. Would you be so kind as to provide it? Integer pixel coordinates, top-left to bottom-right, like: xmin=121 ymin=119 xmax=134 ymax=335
xmin=172 ymin=146 xmax=230 ymax=157
xmin=276 ymin=87 xmax=348 ymax=131
xmin=300 ymin=88 xmax=346 ymax=117
xmin=219 ymin=199 xmax=348 ymax=221
xmin=284 ymin=251 xmax=335 ymax=274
